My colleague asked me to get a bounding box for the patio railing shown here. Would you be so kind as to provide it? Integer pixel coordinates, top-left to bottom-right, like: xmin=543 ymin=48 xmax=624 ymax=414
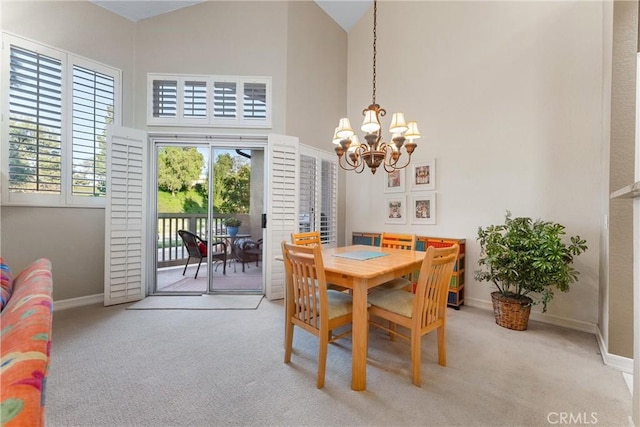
xmin=157 ymin=213 xmax=250 ymax=267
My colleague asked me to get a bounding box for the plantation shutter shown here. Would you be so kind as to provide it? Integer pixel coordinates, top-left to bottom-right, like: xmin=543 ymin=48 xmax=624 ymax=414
xmin=298 ymin=154 xmax=316 ymax=233
xmin=104 ymin=125 xmax=147 ymax=306
xmin=320 ymin=158 xmax=338 ymax=246
xmin=265 ymin=134 xmax=299 ymax=300
xmin=71 ymin=64 xmax=115 ymax=198
xmin=298 ymin=146 xmax=338 ymax=247
xmin=243 ymin=82 xmax=267 ymax=120
xmin=212 ymin=80 xmax=237 ymax=119
xmin=7 ymin=44 xmax=63 ymax=197
xmin=183 ymin=80 xmax=207 ymax=118
xmin=152 ymin=79 xmax=177 ymax=118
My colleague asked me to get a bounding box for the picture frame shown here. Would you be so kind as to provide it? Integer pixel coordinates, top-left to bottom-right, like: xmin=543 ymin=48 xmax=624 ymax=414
xmin=383 ymin=169 xmax=405 ymax=193
xmin=384 ymin=196 xmax=406 ymax=224
xmin=411 ymin=159 xmax=436 ymax=191
xmin=411 ymin=193 xmax=436 ymax=225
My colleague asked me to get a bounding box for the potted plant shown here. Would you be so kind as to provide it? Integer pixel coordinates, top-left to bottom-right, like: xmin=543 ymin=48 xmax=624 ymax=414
xmin=224 ymin=217 xmax=242 ymax=236
xmin=474 ymin=211 xmax=588 ymax=330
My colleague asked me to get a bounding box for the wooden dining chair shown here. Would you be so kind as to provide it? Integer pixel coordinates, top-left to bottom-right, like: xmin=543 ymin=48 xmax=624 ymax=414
xmin=281 ymin=241 xmax=354 ymax=388
xmin=376 ymin=232 xmax=417 ymax=291
xmin=291 ymin=231 xmax=346 ymax=291
xmin=368 ymin=244 xmax=459 ymax=387
xmin=291 ymin=230 xmax=321 ymax=246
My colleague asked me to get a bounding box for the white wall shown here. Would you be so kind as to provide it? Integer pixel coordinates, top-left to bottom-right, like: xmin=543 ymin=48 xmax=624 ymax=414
xmin=346 ymin=1 xmax=605 ymax=325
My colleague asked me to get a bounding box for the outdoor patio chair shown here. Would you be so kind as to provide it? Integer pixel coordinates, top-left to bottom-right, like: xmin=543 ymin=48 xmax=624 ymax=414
xmin=178 ymin=230 xmax=227 ymax=278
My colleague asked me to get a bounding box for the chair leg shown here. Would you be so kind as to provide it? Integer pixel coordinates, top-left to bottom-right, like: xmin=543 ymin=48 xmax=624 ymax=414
xmin=437 ymin=325 xmax=447 ymax=367
xmin=182 ymin=257 xmax=191 ymax=276
xmin=411 ymin=331 xmax=422 ymax=387
xmin=284 ymin=320 xmax=294 ymax=363
xmin=389 ymin=321 xmax=397 ymax=341
xmin=222 ymin=258 xmax=226 ymax=275
xmin=194 ymin=257 xmax=203 ymax=279
xmin=317 ymin=330 xmax=329 ymax=389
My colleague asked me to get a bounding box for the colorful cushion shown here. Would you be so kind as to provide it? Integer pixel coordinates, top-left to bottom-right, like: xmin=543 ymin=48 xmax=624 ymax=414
xmin=197 ymin=242 xmax=207 ymax=256
xmin=0 ymin=257 xmax=14 ymax=311
xmin=1 ymin=258 xmax=53 ymax=427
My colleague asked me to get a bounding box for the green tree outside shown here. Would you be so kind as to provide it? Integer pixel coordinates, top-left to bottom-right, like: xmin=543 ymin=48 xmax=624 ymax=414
xmin=158 ymin=147 xmax=204 ymax=196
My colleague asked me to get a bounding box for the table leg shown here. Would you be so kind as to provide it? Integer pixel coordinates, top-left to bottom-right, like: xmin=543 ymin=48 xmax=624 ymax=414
xmin=351 ymin=279 xmax=368 ymax=391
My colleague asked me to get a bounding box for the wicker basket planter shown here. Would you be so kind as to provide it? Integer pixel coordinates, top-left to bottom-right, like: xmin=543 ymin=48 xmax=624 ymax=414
xmin=491 ymin=292 xmax=533 ymax=331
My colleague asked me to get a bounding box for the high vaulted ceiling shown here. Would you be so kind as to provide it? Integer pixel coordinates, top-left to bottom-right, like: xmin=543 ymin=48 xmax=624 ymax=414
xmin=90 ymin=0 xmax=372 ymax=32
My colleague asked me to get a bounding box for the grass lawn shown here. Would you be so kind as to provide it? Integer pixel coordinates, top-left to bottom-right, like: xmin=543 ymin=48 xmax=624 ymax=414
xmin=157 ymin=189 xmax=207 ymax=213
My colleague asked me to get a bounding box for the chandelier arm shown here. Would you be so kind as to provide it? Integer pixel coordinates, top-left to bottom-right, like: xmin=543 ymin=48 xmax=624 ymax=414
xmin=383 ymin=152 xmax=414 ymax=173
xmin=337 ymin=156 xmax=359 ymax=172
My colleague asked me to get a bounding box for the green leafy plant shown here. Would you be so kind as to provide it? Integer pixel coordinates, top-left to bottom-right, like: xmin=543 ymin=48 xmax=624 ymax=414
xmin=223 ymin=217 xmax=242 ymax=227
xmin=474 ymin=211 xmax=588 ymax=312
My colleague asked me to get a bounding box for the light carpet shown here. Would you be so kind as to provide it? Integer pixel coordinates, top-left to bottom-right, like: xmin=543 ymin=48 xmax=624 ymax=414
xmin=48 ymin=301 xmax=631 ymax=426
xmin=126 ymin=294 xmax=263 ymax=310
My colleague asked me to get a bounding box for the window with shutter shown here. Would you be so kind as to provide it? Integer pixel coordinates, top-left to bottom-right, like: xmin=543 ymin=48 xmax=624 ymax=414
xmin=213 ymin=81 xmax=237 ymax=119
xmin=298 ymin=146 xmax=338 ymax=247
xmin=71 ymin=63 xmax=115 ymax=198
xmin=299 ymin=154 xmax=317 ymax=233
xmin=152 ymin=79 xmax=177 ymax=118
xmin=8 ymin=45 xmax=63 ymax=195
xmin=1 ymin=33 xmax=122 ymax=207
xmin=147 ymin=74 xmax=271 ymax=128
xmin=184 ymin=80 xmax=207 ymax=118
xmin=243 ymin=82 xmax=267 ymax=120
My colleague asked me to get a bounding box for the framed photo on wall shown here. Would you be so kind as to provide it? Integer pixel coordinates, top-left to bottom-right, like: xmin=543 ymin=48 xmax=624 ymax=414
xmin=411 ymin=159 xmax=436 ymax=191
xmin=383 ymin=169 xmax=405 ymax=193
xmin=384 ymin=196 xmax=406 ymax=224
xmin=411 ymin=193 xmax=436 ymax=225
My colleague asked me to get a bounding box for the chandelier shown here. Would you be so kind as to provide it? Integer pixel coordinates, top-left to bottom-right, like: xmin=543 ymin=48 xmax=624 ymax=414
xmin=332 ymin=0 xmax=420 ymax=174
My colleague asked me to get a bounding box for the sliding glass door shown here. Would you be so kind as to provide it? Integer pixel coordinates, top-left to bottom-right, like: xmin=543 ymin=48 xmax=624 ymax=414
xmin=153 ymin=140 xmax=264 ymax=295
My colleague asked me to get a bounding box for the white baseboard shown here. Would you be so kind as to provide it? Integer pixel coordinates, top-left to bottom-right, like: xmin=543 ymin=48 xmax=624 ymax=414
xmin=596 ymin=327 xmax=634 ymax=374
xmin=54 ymin=293 xmax=103 ymax=311
xmin=465 ymin=297 xmax=634 ymax=374
xmin=465 ymin=297 xmax=597 ymax=333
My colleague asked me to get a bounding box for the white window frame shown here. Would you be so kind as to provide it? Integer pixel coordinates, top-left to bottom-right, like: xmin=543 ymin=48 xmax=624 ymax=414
xmin=1 ymin=33 xmax=122 ymax=207
xmin=298 ymin=144 xmax=338 ymax=247
xmin=147 ymin=73 xmax=271 ymax=129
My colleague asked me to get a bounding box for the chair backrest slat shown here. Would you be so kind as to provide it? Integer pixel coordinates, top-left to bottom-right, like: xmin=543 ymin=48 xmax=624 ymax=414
xmin=414 ymin=245 xmax=459 ymax=328
xmin=291 ymin=231 xmax=321 ymax=246
xmin=380 ymin=232 xmax=416 ymax=251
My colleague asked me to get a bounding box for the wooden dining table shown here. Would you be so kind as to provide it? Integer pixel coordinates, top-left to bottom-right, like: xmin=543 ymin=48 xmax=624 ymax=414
xmin=321 ymin=244 xmax=425 ymax=391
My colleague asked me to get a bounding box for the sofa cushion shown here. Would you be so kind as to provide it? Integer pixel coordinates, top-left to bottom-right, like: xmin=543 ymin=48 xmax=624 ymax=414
xmin=0 ymin=257 xmax=13 ymax=311
xmin=1 ymin=258 xmax=53 ymax=427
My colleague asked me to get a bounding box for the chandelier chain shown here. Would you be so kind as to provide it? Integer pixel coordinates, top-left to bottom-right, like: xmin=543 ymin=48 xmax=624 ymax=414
xmin=372 ymin=0 xmax=377 ymax=105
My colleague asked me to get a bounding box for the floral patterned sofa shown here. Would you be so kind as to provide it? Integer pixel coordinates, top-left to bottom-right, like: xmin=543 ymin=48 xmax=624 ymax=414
xmin=1 ymin=258 xmax=53 ymax=427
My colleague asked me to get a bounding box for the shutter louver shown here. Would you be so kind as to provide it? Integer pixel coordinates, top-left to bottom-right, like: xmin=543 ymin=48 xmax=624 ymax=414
xmin=71 ymin=65 xmax=115 ymax=197
xmin=184 ymin=80 xmax=207 ymax=118
xmin=8 ymin=45 xmax=63 ymax=194
xmin=213 ymin=81 xmax=237 ymax=119
xmin=152 ymin=80 xmax=177 ymax=118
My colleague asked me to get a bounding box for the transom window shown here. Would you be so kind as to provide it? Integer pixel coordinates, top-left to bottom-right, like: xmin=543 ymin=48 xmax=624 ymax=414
xmin=1 ymin=33 xmax=122 ymax=207
xmin=147 ymin=74 xmax=271 ymax=128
